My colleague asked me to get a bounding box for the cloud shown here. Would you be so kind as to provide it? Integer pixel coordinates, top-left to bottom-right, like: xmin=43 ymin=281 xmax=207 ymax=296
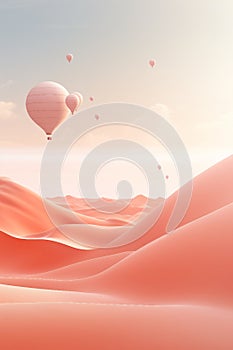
xmin=150 ymin=104 xmax=172 ymax=120
xmin=0 ymin=80 xmax=13 ymax=89
xmin=0 ymin=101 xmax=16 ymax=119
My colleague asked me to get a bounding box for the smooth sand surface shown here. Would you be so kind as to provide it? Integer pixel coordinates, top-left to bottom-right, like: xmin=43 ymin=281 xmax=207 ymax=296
xmin=0 ymin=155 xmax=232 ymax=349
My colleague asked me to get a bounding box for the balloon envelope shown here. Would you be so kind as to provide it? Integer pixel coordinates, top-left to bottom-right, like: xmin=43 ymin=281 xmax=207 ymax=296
xmin=66 ymin=54 xmax=73 ymax=63
xmin=65 ymin=94 xmax=79 ymax=114
xmin=73 ymin=91 xmax=83 ymax=106
xmin=149 ymin=59 xmax=156 ymax=68
xmin=26 ymin=81 xmax=69 ymax=138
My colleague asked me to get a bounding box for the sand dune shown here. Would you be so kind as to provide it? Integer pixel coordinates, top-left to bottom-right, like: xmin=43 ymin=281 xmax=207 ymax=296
xmin=0 ymin=202 xmax=232 ymax=309
xmin=0 ymin=155 xmax=232 ymax=348
xmin=175 ymin=155 xmax=233 ymax=225
xmin=0 ymin=178 xmax=131 ymax=237
xmin=0 ymin=303 xmax=232 ymax=350
xmin=1 ymin=156 xmax=232 ymax=247
xmin=71 ymin=202 xmax=233 ymax=307
xmin=0 ymin=284 xmax=118 ymax=304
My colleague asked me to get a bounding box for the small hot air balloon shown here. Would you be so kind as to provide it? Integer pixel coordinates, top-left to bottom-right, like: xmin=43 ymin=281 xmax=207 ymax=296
xmin=73 ymin=91 xmax=83 ymax=106
xmin=89 ymin=96 xmax=94 ymax=102
xmin=66 ymin=54 xmax=73 ymax=63
xmin=157 ymin=165 xmax=161 ymax=170
xmin=26 ymin=81 xmax=69 ymax=140
xmin=65 ymin=93 xmax=80 ymax=115
xmin=165 ymin=175 xmax=169 ymax=180
xmin=149 ymin=59 xmax=156 ymax=68
xmin=95 ymin=114 xmax=100 ymax=120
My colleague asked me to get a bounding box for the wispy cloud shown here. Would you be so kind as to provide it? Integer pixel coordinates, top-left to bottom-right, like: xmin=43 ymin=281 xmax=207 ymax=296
xmin=0 ymin=101 xmax=16 ymax=119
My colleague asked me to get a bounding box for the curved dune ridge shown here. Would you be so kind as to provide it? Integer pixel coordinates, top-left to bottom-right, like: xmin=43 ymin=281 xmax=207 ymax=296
xmin=0 ymin=155 xmax=232 ymax=349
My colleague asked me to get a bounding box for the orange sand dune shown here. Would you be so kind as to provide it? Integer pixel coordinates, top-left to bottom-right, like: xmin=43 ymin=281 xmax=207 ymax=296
xmin=0 ymin=155 xmax=232 ymax=349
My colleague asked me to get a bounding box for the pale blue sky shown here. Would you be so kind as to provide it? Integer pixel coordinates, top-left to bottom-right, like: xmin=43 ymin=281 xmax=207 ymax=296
xmin=0 ymin=0 xmax=232 ymax=195
xmin=0 ymin=1 xmax=233 ymax=147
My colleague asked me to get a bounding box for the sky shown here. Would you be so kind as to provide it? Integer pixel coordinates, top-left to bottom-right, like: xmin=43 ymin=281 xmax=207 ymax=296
xmin=0 ymin=0 xmax=232 ymax=197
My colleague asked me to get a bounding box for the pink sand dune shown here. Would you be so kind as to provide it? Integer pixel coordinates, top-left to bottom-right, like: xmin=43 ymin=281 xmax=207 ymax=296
xmin=0 ymin=156 xmax=231 ymax=251
xmin=71 ymin=202 xmax=233 ymax=307
xmin=0 ymin=284 xmax=118 ymax=304
xmin=0 ymin=303 xmax=232 ymax=350
xmin=0 ymin=155 xmax=232 ymax=349
xmin=0 ymin=179 xmax=130 ymax=237
xmin=0 ymin=202 xmax=232 ymax=310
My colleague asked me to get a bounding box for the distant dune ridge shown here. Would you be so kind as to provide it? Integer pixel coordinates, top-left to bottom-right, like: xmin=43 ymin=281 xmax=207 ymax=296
xmin=0 ymin=155 xmax=232 ymax=349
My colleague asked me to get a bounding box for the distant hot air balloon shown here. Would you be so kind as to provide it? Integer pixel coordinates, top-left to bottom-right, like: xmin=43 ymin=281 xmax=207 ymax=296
xmin=65 ymin=93 xmax=80 ymax=115
xmin=149 ymin=59 xmax=156 ymax=68
xmin=89 ymin=96 xmax=94 ymax=102
xmin=157 ymin=165 xmax=161 ymax=170
xmin=66 ymin=54 xmax=73 ymax=63
xmin=26 ymin=81 xmax=69 ymax=140
xmin=166 ymin=175 xmax=169 ymax=180
xmin=95 ymin=114 xmax=100 ymax=120
xmin=73 ymin=91 xmax=83 ymax=106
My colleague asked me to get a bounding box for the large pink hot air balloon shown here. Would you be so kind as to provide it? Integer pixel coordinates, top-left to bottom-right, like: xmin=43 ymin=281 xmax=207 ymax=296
xmin=66 ymin=54 xmax=73 ymax=63
xmin=65 ymin=94 xmax=79 ymax=115
xmin=26 ymin=81 xmax=69 ymax=140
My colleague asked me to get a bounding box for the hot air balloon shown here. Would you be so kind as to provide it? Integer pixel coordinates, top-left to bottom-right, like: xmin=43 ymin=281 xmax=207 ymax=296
xmin=73 ymin=91 xmax=83 ymax=106
xmin=66 ymin=54 xmax=73 ymax=63
xmin=89 ymin=96 xmax=94 ymax=102
xmin=149 ymin=59 xmax=156 ymax=68
xmin=95 ymin=114 xmax=100 ymax=120
xmin=65 ymin=93 xmax=79 ymax=115
xmin=157 ymin=165 xmax=161 ymax=170
xmin=26 ymin=81 xmax=69 ymax=140
xmin=166 ymin=175 xmax=169 ymax=180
